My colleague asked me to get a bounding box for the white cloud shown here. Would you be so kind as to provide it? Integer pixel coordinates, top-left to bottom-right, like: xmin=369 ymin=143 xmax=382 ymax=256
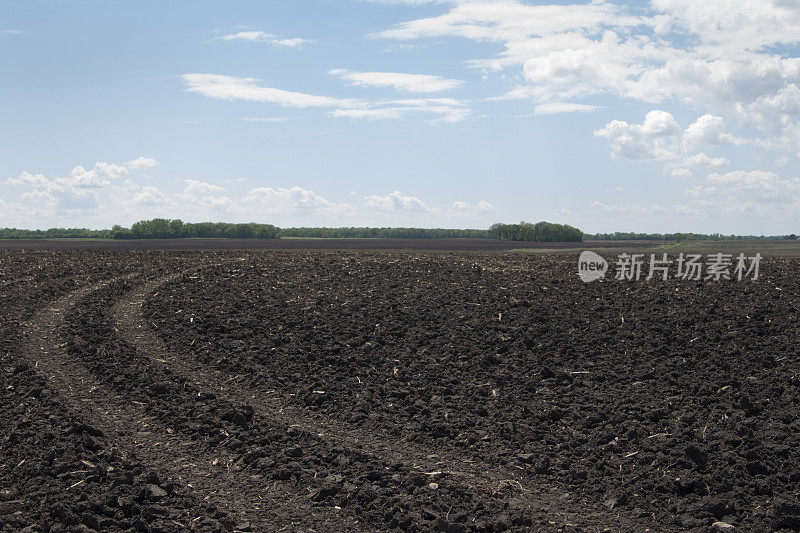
xmin=651 ymin=0 xmax=800 ymax=53
xmin=680 ymin=169 xmax=800 ymax=215
xmin=596 ymin=110 xmax=740 ymax=175
xmin=533 ymin=102 xmax=600 ymax=115
xmin=594 ymin=110 xmax=680 ymax=160
xmin=375 ymin=0 xmax=800 ymax=164
xmin=182 ymin=74 xmax=357 ymax=108
xmin=451 ymin=199 xmax=494 ymax=212
xmin=590 ymin=201 xmax=669 ymax=216
xmin=682 ymin=114 xmax=746 ymax=148
xmin=330 ymin=69 xmax=464 ymax=93
xmin=5 ymin=162 xmax=130 ymax=212
xmin=362 ymin=0 xmax=448 ymax=4
xmin=683 ymin=152 xmax=730 ymax=168
xmin=127 ymin=156 xmax=158 ymax=170
xmin=129 ymin=185 xmax=170 ymax=206
xmin=665 ymin=152 xmax=731 ymax=178
xmin=667 ymin=167 xmax=694 ymax=178
xmin=243 ymin=186 xmax=353 ymax=216
xmin=374 ymin=2 xmax=644 ymax=42
xmin=1 ymin=30 xmax=23 ymax=35
xmin=330 ymin=108 xmax=406 ymax=120
xmin=376 ymin=0 xmax=800 ymax=107
xmin=67 ymin=163 xmax=128 ymax=188
xmin=737 ymin=84 xmax=800 ymax=129
xmin=182 ymin=73 xmax=471 ymax=123
xmin=7 ymin=171 xmax=49 ymax=187
xmin=365 ymin=190 xmax=429 ymax=212
xmin=243 ymin=117 xmax=286 ymax=122
xmin=219 ymin=31 xmax=315 ymax=48
xmin=448 ymin=199 xmax=495 ymax=217
xmin=183 ymin=179 xmax=226 ymax=195
xmin=2 ymin=160 xmax=500 ymax=228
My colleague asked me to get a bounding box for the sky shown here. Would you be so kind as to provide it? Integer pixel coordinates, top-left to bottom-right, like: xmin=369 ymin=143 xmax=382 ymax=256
xmin=2 ymin=0 xmax=800 ymax=234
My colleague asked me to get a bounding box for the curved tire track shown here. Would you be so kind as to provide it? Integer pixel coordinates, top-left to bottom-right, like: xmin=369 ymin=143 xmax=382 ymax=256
xmin=20 ymin=273 xmax=363 ymax=532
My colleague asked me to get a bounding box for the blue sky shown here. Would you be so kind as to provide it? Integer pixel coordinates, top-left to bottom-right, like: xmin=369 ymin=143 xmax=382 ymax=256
xmin=3 ymin=0 xmax=800 ymax=234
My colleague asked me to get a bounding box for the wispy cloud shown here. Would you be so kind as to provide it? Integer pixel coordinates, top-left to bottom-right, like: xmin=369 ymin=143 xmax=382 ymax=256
xmin=182 ymin=73 xmax=470 ymax=123
xmin=218 ymin=31 xmax=315 ymax=48
xmin=243 ymin=117 xmax=287 ymax=123
xmin=330 ymin=69 xmax=464 ymax=93
xmin=182 ymin=74 xmax=355 ymax=108
xmin=533 ymin=102 xmax=600 ymax=115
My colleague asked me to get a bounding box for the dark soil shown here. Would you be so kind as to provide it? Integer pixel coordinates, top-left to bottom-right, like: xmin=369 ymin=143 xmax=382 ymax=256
xmin=2 ymin=250 xmax=800 ymax=531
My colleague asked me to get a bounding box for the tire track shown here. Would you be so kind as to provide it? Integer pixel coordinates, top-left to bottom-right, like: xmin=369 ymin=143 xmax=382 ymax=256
xmin=19 ymin=273 xmax=364 ymax=532
xmin=115 ymin=271 xmax=634 ymax=531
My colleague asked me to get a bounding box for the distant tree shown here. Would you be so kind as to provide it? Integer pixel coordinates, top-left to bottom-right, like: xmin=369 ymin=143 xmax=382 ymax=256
xmin=487 ymin=221 xmax=583 ymax=242
xmin=168 ymin=219 xmax=185 ymax=238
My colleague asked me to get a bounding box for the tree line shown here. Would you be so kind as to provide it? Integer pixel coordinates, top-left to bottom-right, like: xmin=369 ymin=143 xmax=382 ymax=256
xmin=111 ymin=219 xmax=279 ymax=239
xmin=584 ymin=232 xmax=795 ymax=241
xmin=3 ymin=220 xmax=796 ymax=242
xmin=489 ymin=221 xmax=583 ymax=242
xmin=0 ymin=219 xmax=585 ymax=242
xmin=0 ymin=227 xmax=112 ymax=239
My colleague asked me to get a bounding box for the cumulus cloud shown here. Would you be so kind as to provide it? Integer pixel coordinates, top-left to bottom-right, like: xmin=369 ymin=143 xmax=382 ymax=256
xmin=594 ymin=110 xmax=680 ymax=160
xmin=683 ymin=152 xmax=730 ymax=168
xmin=680 ymin=169 xmax=800 ymax=215
xmin=129 ymin=185 xmax=169 ymax=206
xmin=183 ymin=179 xmax=226 ymax=195
xmin=5 ymin=162 xmax=131 ymax=212
xmin=667 ymin=167 xmax=694 ymax=178
xmin=590 ymin=201 xmax=669 ymax=216
xmin=10 ymin=162 xmax=128 ymax=192
xmin=447 ymin=200 xmax=495 ymax=218
xmin=330 ymin=69 xmax=464 ymax=93
xmin=664 ymin=152 xmax=731 ymax=178
xmin=682 ymin=115 xmax=746 ymax=148
xmin=651 ymin=0 xmax=800 ymax=53
xmin=7 ymin=171 xmax=49 ymax=187
xmin=70 ymin=162 xmax=129 ymax=185
xmin=450 ymin=199 xmax=494 ymax=212
xmin=2 ymin=160 xmax=501 ymax=228
xmin=374 ymin=0 xmax=800 ymax=164
xmin=365 ymin=190 xmax=429 ymax=212
xmin=737 ymin=84 xmax=800 ymax=129
xmin=219 ymin=31 xmax=315 ymax=48
xmin=376 ymin=0 xmax=800 ymax=106
xmin=595 ymin=110 xmax=739 ymax=180
xmin=3 ymin=160 xmax=355 ymax=225
xmin=243 ymin=186 xmax=353 ymax=216
xmin=127 ymin=156 xmax=158 ymax=170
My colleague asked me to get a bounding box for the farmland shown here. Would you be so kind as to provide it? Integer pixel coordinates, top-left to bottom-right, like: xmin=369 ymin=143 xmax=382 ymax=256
xmin=2 ymin=247 xmax=800 ymax=531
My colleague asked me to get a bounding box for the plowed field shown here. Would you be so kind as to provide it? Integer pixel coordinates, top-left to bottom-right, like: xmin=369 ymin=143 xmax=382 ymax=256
xmin=2 ymin=250 xmax=799 ymax=532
